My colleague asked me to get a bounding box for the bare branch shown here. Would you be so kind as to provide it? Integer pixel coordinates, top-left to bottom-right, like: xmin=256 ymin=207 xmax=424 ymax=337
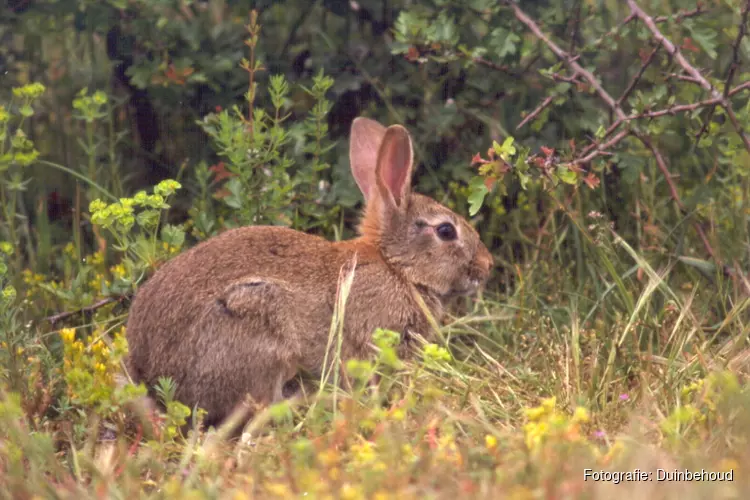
xmin=46 ymin=295 xmax=130 ymax=325
xmin=517 ymin=95 xmax=555 ymax=130
xmin=504 ymin=1 xmax=626 ymax=120
xmin=653 ymin=4 xmax=708 ymax=23
xmin=627 ymin=0 xmax=750 ymax=154
xmin=666 ymin=73 xmax=707 ymax=85
xmin=505 ymin=0 xmax=722 ymax=263
xmin=575 ymin=81 xmax=750 ymax=159
xmin=723 ymin=0 xmax=749 ymax=96
xmin=617 ymin=45 xmax=660 ymax=108
xmin=472 ymin=56 xmax=521 ymax=77
xmin=571 ymin=129 xmax=630 ymax=165
xmin=638 ymin=135 xmax=718 ymax=261
xmin=695 ymin=0 xmax=750 ymax=140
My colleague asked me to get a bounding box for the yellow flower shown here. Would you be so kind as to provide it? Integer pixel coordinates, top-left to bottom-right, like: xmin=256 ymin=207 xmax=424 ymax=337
xmin=264 ymin=482 xmax=292 ymax=497
xmin=716 ymin=458 xmax=738 ymax=473
xmin=91 ymin=251 xmax=105 ymax=266
xmin=390 ymin=408 xmax=405 ymax=421
xmin=523 ymin=421 xmax=549 ymax=451
xmin=350 ymin=440 xmax=378 ymax=466
xmin=507 ymin=485 xmax=534 ymax=500
xmin=524 ymin=406 xmax=546 ymax=421
xmin=541 ymin=396 xmax=556 ymax=411
xmin=110 ymin=263 xmax=127 ymax=279
xmin=572 ymin=407 xmax=589 ymax=424
xmin=60 ymin=328 xmax=76 ymax=344
xmin=317 ymin=449 xmax=339 ymax=467
xmin=600 ymin=440 xmax=624 ymax=465
xmin=340 ymin=483 xmax=365 ymax=500
xmin=485 ymin=434 xmax=498 ymax=450
xmin=328 ymin=467 xmax=340 ymax=481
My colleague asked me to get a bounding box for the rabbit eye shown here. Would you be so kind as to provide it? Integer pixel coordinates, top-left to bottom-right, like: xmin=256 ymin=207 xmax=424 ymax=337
xmin=436 ymin=222 xmax=457 ymax=241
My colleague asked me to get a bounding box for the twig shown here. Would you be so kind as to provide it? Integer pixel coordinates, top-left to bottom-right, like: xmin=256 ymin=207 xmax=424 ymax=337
xmin=572 ymin=80 xmax=750 ymax=163
xmin=571 ymin=129 xmax=630 ymax=165
xmin=627 ymin=0 xmax=750 ymax=155
xmin=505 ymin=1 xmax=624 ymax=118
xmin=636 ymin=136 xmax=684 ymax=213
xmin=589 ymin=13 xmax=636 ymax=49
xmin=666 ymin=73 xmax=706 ymax=85
xmin=639 ymin=135 xmax=717 ymax=261
xmin=472 ymin=56 xmax=521 ymax=77
xmin=568 ymin=0 xmax=583 ymax=54
xmin=653 ymin=4 xmax=708 ymax=23
xmin=588 ymin=5 xmax=707 ymax=50
xmin=46 ymin=296 xmax=130 ymax=325
xmin=729 ymin=80 xmax=750 ymax=96
xmin=617 ymin=45 xmax=660 ymax=108
xmin=695 ymin=0 xmax=749 ymax=140
xmin=547 ymin=71 xmax=582 ymax=84
xmin=517 ymin=95 xmax=555 ymax=130
xmin=723 ymin=0 xmax=749 ymax=96
xmin=579 ymin=81 xmax=750 ymax=156
xmin=505 ymin=0 xmax=721 ymax=263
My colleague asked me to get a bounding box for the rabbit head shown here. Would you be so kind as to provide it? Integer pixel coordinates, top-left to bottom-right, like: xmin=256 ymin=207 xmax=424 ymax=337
xmin=349 ymin=117 xmax=493 ymax=299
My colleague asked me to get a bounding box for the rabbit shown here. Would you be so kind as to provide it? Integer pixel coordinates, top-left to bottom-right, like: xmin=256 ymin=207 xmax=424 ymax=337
xmin=124 ymin=117 xmax=494 ymax=432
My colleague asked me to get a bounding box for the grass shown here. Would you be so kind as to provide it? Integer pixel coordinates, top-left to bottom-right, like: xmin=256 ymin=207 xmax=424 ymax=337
xmin=2 ymin=223 xmax=750 ymax=499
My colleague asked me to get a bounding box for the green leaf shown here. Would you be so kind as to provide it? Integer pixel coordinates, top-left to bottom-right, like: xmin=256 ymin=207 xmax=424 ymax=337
xmin=468 ymin=176 xmax=489 ymax=216
xmin=687 ymin=26 xmax=718 ymax=60
xmin=161 ymin=224 xmax=185 ymax=248
xmin=19 ymin=105 xmax=34 ymax=117
xmin=136 ymin=210 xmax=159 ymax=230
xmin=492 ymin=136 xmax=516 ymax=161
xmin=489 ymin=27 xmax=520 ymax=58
xmin=222 ymin=178 xmax=244 ymax=209
xmin=557 ymin=166 xmax=578 ymax=185
xmin=677 ymin=256 xmax=716 ymax=277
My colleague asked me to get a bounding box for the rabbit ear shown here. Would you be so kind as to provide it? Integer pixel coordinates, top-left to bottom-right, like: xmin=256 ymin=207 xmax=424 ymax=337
xmin=349 ymin=117 xmax=387 ymax=202
xmin=375 ymin=125 xmax=413 ymax=209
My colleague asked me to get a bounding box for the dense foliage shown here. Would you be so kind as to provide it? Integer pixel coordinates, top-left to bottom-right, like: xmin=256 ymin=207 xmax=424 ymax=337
xmin=1 ymin=0 xmax=750 ymax=497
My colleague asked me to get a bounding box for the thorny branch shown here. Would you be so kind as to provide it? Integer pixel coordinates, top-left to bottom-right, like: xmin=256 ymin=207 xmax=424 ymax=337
xmin=616 ymin=45 xmax=659 ymax=108
xmin=472 ymin=56 xmax=521 ymax=77
xmin=502 ymin=0 xmax=750 ymax=272
xmin=589 ymin=4 xmax=708 ymax=49
xmin=516 ymin=95 xmax=554 ymax=130
xmin=627 ymin=0 xmax=750 ymax=155
xmin=652 ymin=4 xmax=709 ymax=23
xmin=724 ymin=0 xmax=750 ymax=95
xmin=696 ymin=0 xmax=750 ymax=139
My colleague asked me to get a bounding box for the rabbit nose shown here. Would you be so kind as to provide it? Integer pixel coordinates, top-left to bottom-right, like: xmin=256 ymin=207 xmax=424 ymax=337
xmin=476 ymin=244 xmax=494 ymax=274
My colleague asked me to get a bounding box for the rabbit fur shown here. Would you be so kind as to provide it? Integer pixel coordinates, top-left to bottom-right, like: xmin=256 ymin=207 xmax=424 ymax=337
xmin=124 ymin=117 xmax=494 ymax=430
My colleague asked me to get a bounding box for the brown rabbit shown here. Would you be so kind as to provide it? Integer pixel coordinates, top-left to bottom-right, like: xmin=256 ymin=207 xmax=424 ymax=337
xmin=124 ymin=117 xmax=493 ymax=430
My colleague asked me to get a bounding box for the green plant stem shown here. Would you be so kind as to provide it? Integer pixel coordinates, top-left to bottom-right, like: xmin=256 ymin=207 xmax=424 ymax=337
xmin=37 ymin=160 xmax=117 ymax=201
